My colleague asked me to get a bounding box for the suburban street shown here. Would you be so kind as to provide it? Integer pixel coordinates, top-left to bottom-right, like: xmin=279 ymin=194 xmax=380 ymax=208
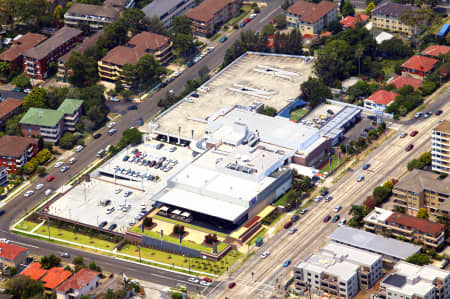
xmin=0 ymin=0 xmax=284 ymax=292
xmin=206 ymin=89 xmax=450 ymax=299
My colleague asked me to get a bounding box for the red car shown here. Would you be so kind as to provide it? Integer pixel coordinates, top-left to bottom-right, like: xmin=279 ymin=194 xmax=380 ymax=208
xmin=269 ymin=19 xmax=274 ymax=24
xmin=47 ymin=176 xmax=55 ymax=182
xmin=244 ymin=18 xmax=251 ymax=24
xmin=283 ymin=221 xmax=293 ymax=229
xmin=203 ymin=277 xmax=212 ymax=282
xmin=323 ymin=215 xmax=331 ymax=222
xmin=228 ymin=282 xmax=236 ymax=289
xmin=405 ymin=144 xmax=414 ymax=152
xmin=410 ymin=130 xmax=419 ymax=137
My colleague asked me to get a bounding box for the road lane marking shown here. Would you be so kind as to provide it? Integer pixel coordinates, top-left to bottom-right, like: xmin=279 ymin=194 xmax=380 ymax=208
xmin=259 ymin=8 xmax=278 ymax=23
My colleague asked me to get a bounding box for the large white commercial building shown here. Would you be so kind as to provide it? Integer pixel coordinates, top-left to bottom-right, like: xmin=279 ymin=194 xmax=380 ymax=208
xmin=294 ymin=242 xmax=383 ymax=299
xmin=379 ymin=262 xmax=450 ymax=299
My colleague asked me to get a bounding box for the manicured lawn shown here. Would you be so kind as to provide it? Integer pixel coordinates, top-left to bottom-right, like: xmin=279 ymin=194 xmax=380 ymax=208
xmin=380 ymin=59 xmax=403 ymax=77
xmin=153 ymin=215 xmax=227 ymax=237
xmin=227 ymin=5 xmax=252 ymax=27
xmin=36 ymin=224 xmax=118 ymax=250
xmin=290 ymin=108 xmax=309 ymax=122
xmin=320 ymin=154 xmax=341 ymax=174
xmin=119 ymin=244 xmax=242 ymax=276
xmin=273 ymin=192 xmax=290 ymax=207
xmin=130 ymin=227 xmax=228 ymax=253
xmin=16 ymin=220 xmax=40 ymax=232
xmin=247 ymin=228 xmax=268 ymax=246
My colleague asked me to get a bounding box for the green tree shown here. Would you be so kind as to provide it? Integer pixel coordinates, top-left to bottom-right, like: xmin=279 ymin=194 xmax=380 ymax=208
xmin=419 ymin=152 xmax=432 ymax=166
xmin=119 ymin=128 xmax=143 ymax=148
xmin=146 ymin=16 xmax=168 ymax=36
xmin=281 ymin=0 xmax=291 ymax=10
xmin=5 ymin=115 xmax=22 ymax=136
xmin=53 ymin=4 xmax=63 ymax=22
xmin=273 ymin=14 xmax=287 ymax=30
xmin=122 ymin=8 xmax=148 ymax=35
xmin=262 ymin=24 xmax=276 ymax=35
xmin=66 ymin=52 xmax=99 ymax=87
xmin=171 ymin=16 xmax=195 ymax=57
xmin=273 ymin=29 xmax=303 ymax=55
xmin=341 ymin=0 xmax=355 ymax=16
xmin=73 ymin=256 xmax=84 ymax=266
xmin=5 ymin=275 xmax=44 ymax=298
xmin=260 ymin=106 xmax=277 ymax=117
xmin=406 ymin=253 xmax=431 ymax=265
xmin=134 ymin=54 xmax=165 ymax=90
xmin=314 ymin=39 xmax=353 ymax=86
xmin=37 ymin=166 xmax=46 ymax=176
xmin=365 ymin=1 xmax=375 ymax=15
xmin=36 ymin=149 xmax=51 ymax=165
xmin=416 ymin=208 xmax=429 ymax=220
xmin=40 ymin=254 xmax=61 ymax=269
xmin=59 ymin=132 xmax=75 ymax=149
xmin=198 ymin=66 xmax=210 ymax=82
xmin=373 ymin=186 xmax=391 ymax=204
xmin=12 ymin=73 xmax=30 ymax=89
xmin=300 ymin=77 xmax=332 ymax=108
xmin=327 ymin=19 xmax=343 ymax=34
xmin=88 ymin=262 xmax=101 ymax=272
xmin=23 ymin=88 xmax=48 ymax=112
xmin=0 ymin=61 xmax=10 ymax=78
xmin=377 ymin=38 xmax=413 ymax=59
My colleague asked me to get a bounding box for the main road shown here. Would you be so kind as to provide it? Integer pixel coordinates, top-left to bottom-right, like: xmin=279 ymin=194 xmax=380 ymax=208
xmin=0 ymin=0 xmax=285 ymax=292
xmin=206 ymin=89 xmax=450 ymax=299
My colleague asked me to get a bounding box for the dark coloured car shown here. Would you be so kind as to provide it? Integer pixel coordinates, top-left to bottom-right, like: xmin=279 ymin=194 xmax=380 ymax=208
xmin=368 ymin=115 xmax=377 ymax=121
xmin=283 ymin=221 xmax=293 ymax=229
xmin=128 ymin=105 xmax=138 ymax=110
xmin=191 ymin=93 xmax=199 ymax=98
xmin=93 ymin=133 xmax=102 ymax=139
xmin=332 ymin=215 xmax=340 ymax=223
xmin=156 ymin=143 xmax=164 ymax=150
xmin=0 ymin=210 xmax=5 ymax=216
xmin=99 ymin=221 xmax=107 ymax=228
xmin=410 ymin=130 xmax=419 ymax=137
xmin=327 ymin=109 xmax=334 ymax=115
xmin=123 ymin=155 xmax=129 ymax=162
xmin=149 ymin=161 xmax=156 ymax=167
xmin=323 ymin=215 xmax=331 ymax=223
xmin=321 ymin=190 xmax=329 ymax=196
xmin=228 ymin=282 xmax=236 ymax=289
xmin=405 ymin=144 xmax=414 ymax=152
xmin=291 ymin=215 xmax=300 ymax=223
xmin=108 ymin=223 xmax=117 ymax=231
xmin=435 ymin=110 xmax=443 ymax=115
xmin=362 ymin=163 xmax=371 ymax=170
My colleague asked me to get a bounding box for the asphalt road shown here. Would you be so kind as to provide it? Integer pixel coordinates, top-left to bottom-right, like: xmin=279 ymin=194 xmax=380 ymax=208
xmin=0 ymin=89 xmax=26 ymax=100
xmin=0 ymin=0 xmax=284 ymax=293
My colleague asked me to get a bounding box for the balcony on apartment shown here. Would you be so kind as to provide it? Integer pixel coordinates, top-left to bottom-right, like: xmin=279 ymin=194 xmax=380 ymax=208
xmin=15 ymin=155 xmax=25 ymax=166
xmin=40 ymin=128 xmax=60 ymax=138
xmin=321 ymin=274 xmax=338 ymax=284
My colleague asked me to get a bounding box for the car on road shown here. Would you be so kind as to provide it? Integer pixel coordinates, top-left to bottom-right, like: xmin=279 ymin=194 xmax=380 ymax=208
xmin=108 ymin=223 xmax=117 ymax=231
xmin=24 ymin=190 xmax=34 ymax=197
xmin=283 ymin=221 xmax=293 ymax=229
xmin=24 ymin=88 xmax=31 ymax=93
xmin=261 ymin=251 xmax=270 ymax=259
xmin=60 ymin=166 xmax=70 ymax=173
xmin=314 ymin=196 xmax=323 ymax=203
xmin=0 ymin=238 xmax=9 ymax=243
xmin=44 ymin=189 xmax=53 ymax=196
xmin=332 ymin=215 xmax=340 ymax=223
xmin=47 ymin=176 xmax=55 ymax=182
xmin=338 ymin=218 xmax=346 ymax=226
xmin=75 ymin=145 xmax=84 ymax=152
xmin=240 ymin=22 xmax=245 ymax=28
xmin=61 ymin=252 xmax=70 ymax=258
xmin=228 ymin=282 xmax=236 ymax=289
xmin=327 ymin=109 xmax=334 ymax=115
xmin=0 ymin=210 xmax=5 ymax=216
xmin=36 ymin=184 xmax=44 ymax=190
xmin=300 ymin=209 xmax=308 ymax=215
xmin=12 ymin=87 xmax=22 ymax=92
xmin=124 ymin=191 xmax=132 ymax=197
xmin=325 ymin=195 xmax=333 ymax=202
xmin=188 ymin=277 xmax=199 ymax=283
xmin=200 ymin=281 xmax=211 ymax=286
xmin=400 ymin=133 xmax=407 ymax=138
xmin=93 ymin=133 xmax=102 ymax=139
xmin=54 ymin=161 xmax=64 ymax=168
xmin=108 ymin=122 xmax=116 ymax=129
xmin=410 ymin=130 xmax=419 ymax=137
xmin=220 ymin=36 xmax=228 ymax=43
xmin=128 ymin=105 xmax=138 ymax=110
xmin=333 ymin=205 xmax=342 ymax=213
xmin=108 ymin=128 xmax=118 ymax=136
xmin=415 ymin=112 xmax=423 ymax=118
xmin=114 ymin=188 xmax=122 ymax=194
xmin=291 ymin=215 xmax=300 ymax=222
xmin=289 ymin=227 xmax=297 ymax=234
xmin=283 ymin=259 xmax=291 ymax=267
xmin=156 ymin=143 xmax=164 ymax=150
xmin=424 ymin=111 xmax=433 ymax=118
xmin=405 ymin=144 xmax=414 ymax=152
xmin=362 ymin=163 xmax=371 ymax=170
xmin=99 ymin=221 xmax=107 ymax=228
xmin=435 ymin=110 xmax=443 ymax=115
xmin=357 ymin=175 xmax=365 ymax=182
xmin=203 ymin=277 xmax=212 ymax=283
xmin=321 ymin=190 xmax=329 ymax=196
xmin=323 ymin=215 xmax=331 ymax=222
xmin=106 ymin=207 xmax=115 ymax=214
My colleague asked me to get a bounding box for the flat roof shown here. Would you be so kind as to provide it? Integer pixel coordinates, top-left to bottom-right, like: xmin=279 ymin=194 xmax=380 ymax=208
xmin=57 ymin=99 xmax=83 ymax=115
xmin=319 ymin=106 xmax=361 ymax=138
xmin=151 ymin=52 xmax=314 ymax=140
xmin=328 ymin=226 xmax=421 ymax=260
xmin=142 ymin=0 xmax=193 ymax=18
xmin=322 ymin=242 xmax=381 ymax=266
xmin=434 ymin=119 xmax=450 ymax=134
xmin=20 ymin=108 xmax=64 ymax=127
xmin=364 ymin=207 xmax=394 ymax=223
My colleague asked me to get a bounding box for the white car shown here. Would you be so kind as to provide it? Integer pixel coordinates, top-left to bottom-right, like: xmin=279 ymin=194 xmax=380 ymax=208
xmin=44 ymin=189 xmax=53 ymax=196
xmin=314 ymin=196 xmax=322 ymax=203
xmin=24 ymin=190 xmax=34 ymax=197
xmin=75 ymin=145 xmax=84 ymax=152
xmin=260 ymin=251 xmax=270 ymax=259
xmin=24 ymin=88 xmax=32 ymax=93
xmin=54 ymin=161 xmax=64 ymax=168
xmin=129 ymin=219 xmax=136 ymax=226
xmin=333 ymin=205 xmax=342 ymax=213
xmin=338 ymin=218 xmax=347 ymax=226
xmin=188 ymin=277 xmax=199 ymax=283
xmin=108 ymin=122 xmax=116 ymax=129
xmin=0 ymin=238 xmax=9 ymax=243
xmin=35 ymin=184 xmax=44 ymax=190
xmin=60 ymin=166 xmax=70 ymax=173
xmin=115 ymin=188 xmax=123 ymax=194
xmin=106 ymin=207 xmax=115 ymax=214
xmin=200 ymin=281 xmax=211 ymax=286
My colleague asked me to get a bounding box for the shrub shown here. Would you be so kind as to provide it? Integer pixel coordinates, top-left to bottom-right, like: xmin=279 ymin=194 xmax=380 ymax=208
xmin=204 ymin=233 xmax=218 ymax=245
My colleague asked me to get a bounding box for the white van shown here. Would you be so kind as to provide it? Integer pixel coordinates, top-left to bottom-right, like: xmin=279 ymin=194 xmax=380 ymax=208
xmin=45 ymin=189 xmax=53 ymax=196
xmin=69 ymin=157 xmax=76 ymax=164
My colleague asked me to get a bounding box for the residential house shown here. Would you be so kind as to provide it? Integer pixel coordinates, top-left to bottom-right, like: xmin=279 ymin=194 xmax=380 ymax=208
xmin=285 ymin=1 xmax=338 ymax=35
xmin=64 ymin=3 xmax=120 ymax=30
xmin=0 ymin=242 xmax=28 ymax=271
xmin=21 ymin=262 xmax=48 ymax=280
xmin=371 ymin=2 xmax=421 ymax=36
xmin=391 ymin=168 xmax=449 ymax=216
xmin=184 ymin=0 xmax=241 ymax=37
xmin=432 ymin=120 xmax=450 ymax=175
xmin=378 ymin=262 xmax=450 ymax=299
xmin=364 ymin=207 xmax=445 ymax=249
xmin=0 ymin=136 xmax=39 ymax=173
xmin=340 ymin=14 xmax=369 ymax=29
xmin=401 ymin=55 xmax=438 ymax=79
xmin=98 ymin=32 xmax=172 ymax=84
xmin=0 ymin=98 xmax=22 ymax=129
xmin=387 ymin=75 xmax=423 ymax=91
xmin=363 ymin=89 xmax=399 ymax=112
xmin=57 ymin=30 xmax=104 ymax=82
xmin=22 ymin=263 xmax=72 ymax=296
xmin=294 ymin=242 xmax=383 ymax=299
xmin=142 ymin=0 xmax=196 ymax=27
xmin=55 ymin=268 xmax=100 ymax=299
xmin=0 ymin=33 xmax=47 ymax=70
xmin=22 ymin=27 xmax=83 ymax=80
xmin=0 ymin=166 xmax=7 ymax=186
xmin=56 ymin=99 xmax=83 ymax=132
xmin=422 ymin=45 xmax=450 ymax=58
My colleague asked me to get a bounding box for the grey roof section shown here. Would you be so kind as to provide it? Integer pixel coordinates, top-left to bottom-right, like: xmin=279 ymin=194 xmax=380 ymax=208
xmin=59 ymin=30 xmax=104 ymax=64
xmin=66 ymin=3 xmax=120 ymax=19
xmin=395 ymin=169 xmax=449 ymax=195
xmin=382 ymin=274 xmax=407 ymax=288
xmin=371 ymin=2 xmax=418 ymax=17
xmin=328 ymin=226 xmax=421 ymax=261
xmin=23 ymin=27 xmax=82 ymax=60
xmin=319 ymin=106 xmax=361 ymax=139
xmin=142 ymin=0 xmax=191 ymax=19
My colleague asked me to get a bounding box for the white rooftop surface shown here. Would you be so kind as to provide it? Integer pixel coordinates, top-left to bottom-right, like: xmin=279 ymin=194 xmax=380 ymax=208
xmin=301 ymin=252 xmax=360 ymax=281
xmin=376 ymin=31 xmax=394 ymax=44
xmin=395 ymin=261 xmax=450 ymax=281
xmin=322 ymin=242 xmax=381 ymax=266
xmin=364 ymin=207 xmax=394 ymax=223
xmin=289 ymin=163 xmax=319 ymax=178
xmin=152 ymin=53 xmax=314 ymax=140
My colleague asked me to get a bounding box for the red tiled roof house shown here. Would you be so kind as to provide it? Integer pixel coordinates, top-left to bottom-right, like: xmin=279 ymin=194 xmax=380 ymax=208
xmin=340 ymin=14 xmax=369 ymax=29
xmin=0 ymin=136 xmax=39 ymax=173
xmin=0 ymin=33 xmax=47 ymax=70
xmin=22 ymin=263 xmax=72 ymax=296
xmin=387 ymin=75 xmax=423 ymax=91
xmin=421 ymin=45 xmax=450 ymax=58
xmin=21 ymin=262 xmax=48 ymax=280
xmin=56 ymin=268 xmax=100 ymax=299
xmin=0 ymin=98 xmax=22 ymax=129
xmin=401 ymin=55 xmax=438 ymax=79
xmin=0 ymin=242 xmax=28 ymax=270
xmin=364 ymin=89 xmax=399 ymax=112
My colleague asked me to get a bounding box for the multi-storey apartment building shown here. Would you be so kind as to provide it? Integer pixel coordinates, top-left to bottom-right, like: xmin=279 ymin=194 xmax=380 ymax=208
xmin=432 ymin=120 xmax=450 ymax=175
xmin=0 ymin=136 xmax=39 ymax=173
xmin=294 ymin=242 xmax=383 ymax=299
xmin=64 ymin=3 xmax=120 ymax=30
xmin=371 ymin=2 xmax=421 ymax=36
xmin=391 ymin=169 xmax=449 ymax=216
xmin=0 ymin=166 xmax=8 ymax=186
xmin=22 ymin=27 xmax=83 ymax=80
xmin=285 ymin=1 xmax=338 ymax=35
xmin=0 ymin=98 xmax=22 ymax=129
xmin=378 ymin=262 xmax=450 ymax=299
xmin=364 ymin=207 xmax=445 ymax=249
xmin=56 ymin=99 xmax=83 ymax=132
xmin=0 ymin=33 xmax=47 ymax=70
xmin=142 ymin=0 xmax=196 ymax=27
xmin=184 ymin=0 xmax=241 ymax=37
xmin=98 ymin=32 xmax=172 ymax=84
